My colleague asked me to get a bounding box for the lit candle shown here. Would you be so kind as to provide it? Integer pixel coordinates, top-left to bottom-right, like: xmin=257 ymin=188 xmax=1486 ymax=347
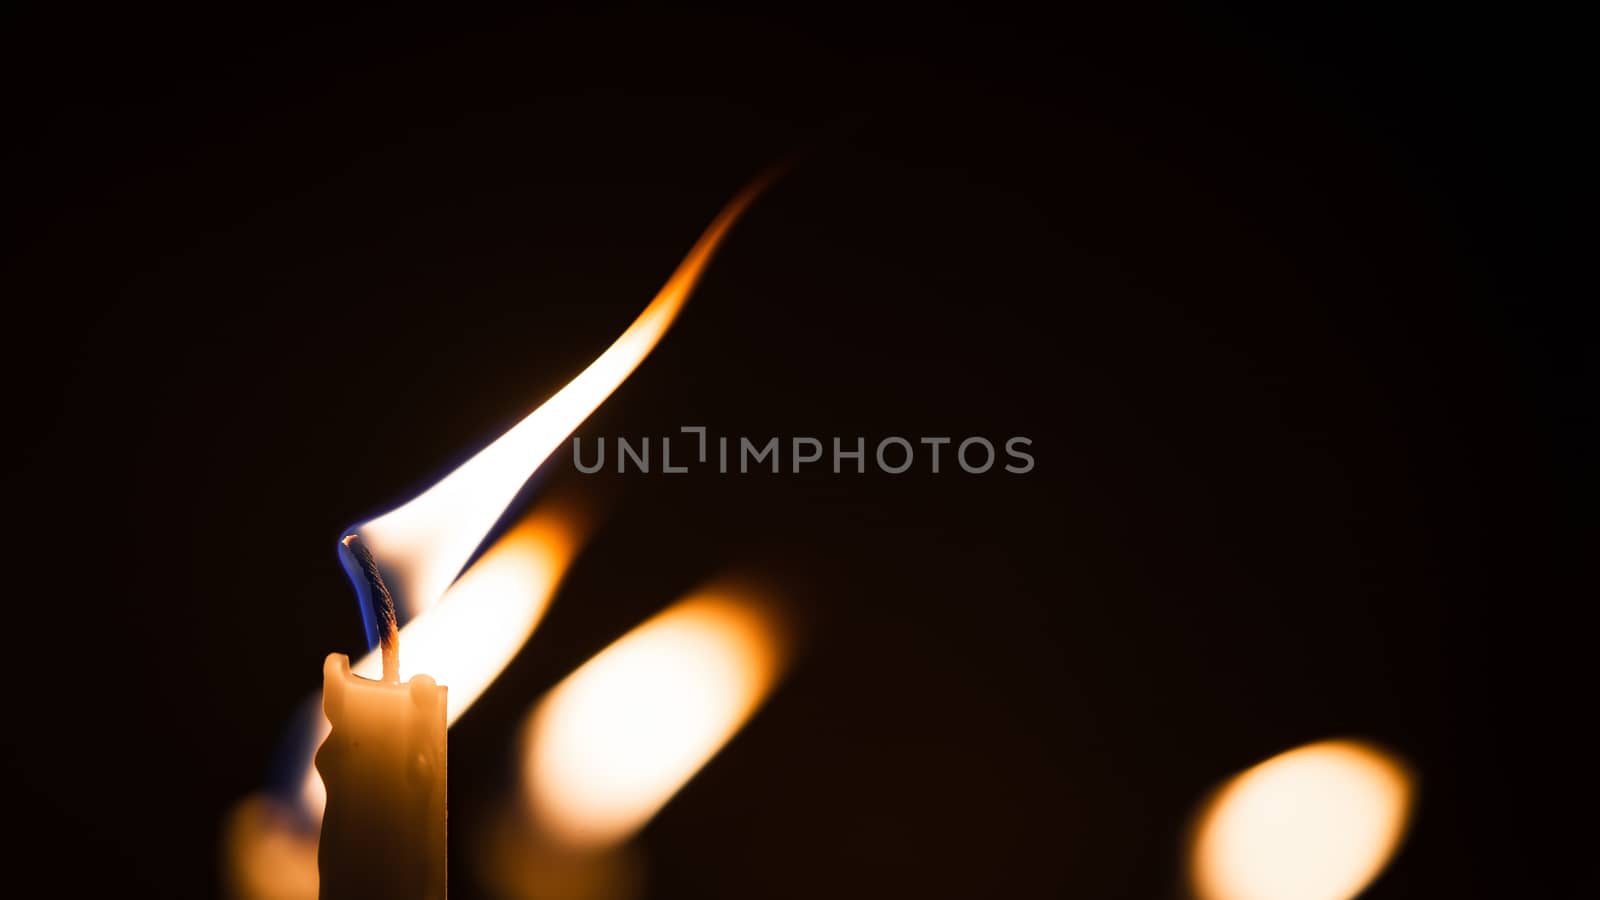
xmin=224 ymin=175 xmax=771 ymax=899
xmin=316 ymin=535 xmax=448 ymax=900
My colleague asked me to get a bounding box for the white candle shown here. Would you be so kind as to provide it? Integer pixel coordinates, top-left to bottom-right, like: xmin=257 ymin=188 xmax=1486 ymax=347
xmin=316 ymin=653 xmax=447 ymax=899
xmin=316 ymin=534 xmax=448 ymax=899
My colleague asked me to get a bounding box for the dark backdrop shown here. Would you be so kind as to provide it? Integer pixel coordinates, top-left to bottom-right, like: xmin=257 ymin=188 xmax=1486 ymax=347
xmin=1 ymin=7 xmax=1574 ymax=898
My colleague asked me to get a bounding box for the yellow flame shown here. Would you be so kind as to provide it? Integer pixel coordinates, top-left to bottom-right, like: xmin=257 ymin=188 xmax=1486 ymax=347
xmin=1189 ymin=739 xmax=1415 ymax=900
xmin=355 ymin=180 xmax=768 ymax=620
xmin=522 ymin=588 xmax=788 ymax=850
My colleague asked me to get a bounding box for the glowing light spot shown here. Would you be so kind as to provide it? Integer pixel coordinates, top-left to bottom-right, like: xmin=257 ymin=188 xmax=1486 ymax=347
xmin=1190 ymin=739 xmax=1415 ymax=900
xmin=522 ymin=589 xmax=788 ymax=849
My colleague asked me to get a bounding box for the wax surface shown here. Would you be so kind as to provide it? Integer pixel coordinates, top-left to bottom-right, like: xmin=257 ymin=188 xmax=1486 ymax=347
xmin=316 ymin=653 xmax=447 ymax=900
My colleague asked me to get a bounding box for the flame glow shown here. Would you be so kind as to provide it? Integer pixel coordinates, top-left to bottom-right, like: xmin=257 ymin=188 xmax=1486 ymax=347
xmin=522 ymin=589 xmax=788 ymax=850
xmin=354 ymin=181 xmax=767 ymax=620
xmin=1189 ymin=739 xmax=1415 ymax=900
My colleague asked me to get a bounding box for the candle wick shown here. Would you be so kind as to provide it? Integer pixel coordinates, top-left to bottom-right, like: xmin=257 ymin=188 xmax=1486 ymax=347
xmin=340 ymin=533 xmax=401 ymax=683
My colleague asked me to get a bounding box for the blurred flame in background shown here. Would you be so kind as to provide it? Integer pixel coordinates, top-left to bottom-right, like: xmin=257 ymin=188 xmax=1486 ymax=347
xmin=477 ymin=584 xmax=789 ymax=900
xmin=224 ymin=179 xmax=768 ymax=899
xmin=522 ymin=588 xmax=790 ymax=850
xmin=223 ymin=796 xmax=322 ymax=900
xmin=1188 ymin=739 xmax=1415 ymax=900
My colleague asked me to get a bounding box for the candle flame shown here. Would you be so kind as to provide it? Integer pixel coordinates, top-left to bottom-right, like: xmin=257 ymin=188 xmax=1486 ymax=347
xmin=521 ymin=586 xmax=789 ymax=850
xmin=297 ymin=176 xmax=769 ymax=823
xmin=1188 ymin=739 xmax=1415 ymax=900
xmin=352 ymin=178 xmax=769 ymax=622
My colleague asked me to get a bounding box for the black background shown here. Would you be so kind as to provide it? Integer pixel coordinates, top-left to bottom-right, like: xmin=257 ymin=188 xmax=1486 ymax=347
xmin=0 ymin=7 xmax=1576 ymax=898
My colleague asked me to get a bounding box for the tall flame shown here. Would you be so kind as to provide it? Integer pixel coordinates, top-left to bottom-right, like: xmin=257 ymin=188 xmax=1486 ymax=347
xmin=354 ymin=178 xmax=768 ymax=621
xmin=297 ymin=176 xmax=768 ymax=821
xmin=1188 ymin=739 xmax=1415 ymax=900
xmin=521 ymin=587 xmax=789 ymax=850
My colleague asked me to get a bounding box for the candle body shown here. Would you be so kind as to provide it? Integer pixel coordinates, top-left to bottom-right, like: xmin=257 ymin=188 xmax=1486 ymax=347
xmin=316 ymin=653 xmax=447 ymax=900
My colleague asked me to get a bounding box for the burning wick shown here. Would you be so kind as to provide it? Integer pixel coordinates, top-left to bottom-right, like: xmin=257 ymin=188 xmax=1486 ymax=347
xmin=319 ymin=533 xmax=448 ymax=900
xmin=338 ymin=533 xmax=400 ymax=684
